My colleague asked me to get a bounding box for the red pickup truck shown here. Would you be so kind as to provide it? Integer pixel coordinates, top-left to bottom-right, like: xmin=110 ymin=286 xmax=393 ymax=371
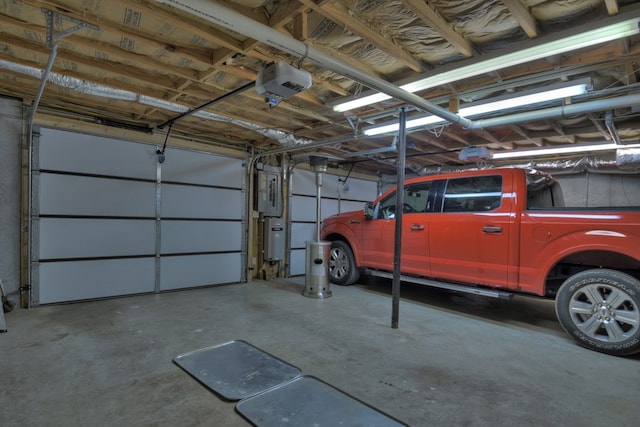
xmin=320 ymin=167 xmax=640 ymax=356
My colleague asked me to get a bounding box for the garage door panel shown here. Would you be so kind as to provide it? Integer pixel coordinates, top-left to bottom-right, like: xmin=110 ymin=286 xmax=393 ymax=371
xmin=39 ymin=173 xmax=155 ymax=217
xmin=35 ymin=128 xmax=246 ymax=304
xmin=39 ymin=218 xmax=155 ymax=259
xmin=162 ymin=148 xmax=244 ymax=186
xmin=291 ymin=169 xmax=316 ymax=196
xmin=38 ymin=128 xmax=157 ymax=180
xmin=38 ymin=258 xmax=155 ymax=304
xmin=289 ymin=249 xmax=306 ymax=276
xmin=290 ymin=196 xmax=316 ymax=221
xmin=162 ymin=184 xmax=242 ymax=219
xmin=288 ymin=170 xmax=376 ymax=277
xmin=322 ymin=199 xmax=339 ymax=218
xmin=160 ymin=253 xmax=242 ymax=290
xmin=161 ymin=221 xmax=242 ymax=253
xmin=339 ymin=200 xmax=366 ymax=213
xmin=342 ymin=179 xmax=377 ymax=199
xmin=290 ymin=223 xmax=315 ymax=249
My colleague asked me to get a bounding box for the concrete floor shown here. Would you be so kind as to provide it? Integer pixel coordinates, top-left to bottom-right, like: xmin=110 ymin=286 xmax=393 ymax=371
xmin=1 ymin=276 xmax=639 ymax=427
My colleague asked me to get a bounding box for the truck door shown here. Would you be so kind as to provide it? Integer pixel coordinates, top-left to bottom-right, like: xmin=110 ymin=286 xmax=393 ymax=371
xmin=360 ymin=182 xmax=434 ymax=275
xmin=428 ymin=174 xmax=511 ymax=288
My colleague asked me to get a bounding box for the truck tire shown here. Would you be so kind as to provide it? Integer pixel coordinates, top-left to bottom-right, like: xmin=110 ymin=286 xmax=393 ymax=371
xmin=555 ymin=269 xmax=640 ymax=356
xmin=329 ymin=240 xmax=360 ymax=286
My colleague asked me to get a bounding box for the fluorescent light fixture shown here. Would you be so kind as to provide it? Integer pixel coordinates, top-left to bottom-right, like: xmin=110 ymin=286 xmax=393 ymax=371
xmin=492 ymin=143 xmax=640 ymax=159
xmin=334 ymin=18 xmax=640 ymax=113
xmin=458 ymin=84 xmax=588 ymax=117
xmin=365 ymin=115 xmax=445 ymax=136
xmin=363 ymin=82 xmax=589 ymax=136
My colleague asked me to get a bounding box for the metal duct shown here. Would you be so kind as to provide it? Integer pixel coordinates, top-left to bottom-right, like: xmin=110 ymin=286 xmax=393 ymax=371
xmin=0 ymin=59 xmax=316 ymax=147
xmin=413 ymin=157 xmax=639 ymax=176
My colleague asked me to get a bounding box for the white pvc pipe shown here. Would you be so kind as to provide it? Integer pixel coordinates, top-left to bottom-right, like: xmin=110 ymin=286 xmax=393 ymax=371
xmin=470 ymin=94 xmax=640 ymax=129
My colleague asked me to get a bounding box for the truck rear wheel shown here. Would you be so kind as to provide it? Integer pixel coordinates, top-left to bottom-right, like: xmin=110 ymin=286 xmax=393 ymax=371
xmin=329 ymin=241 xmax=360 ymax=286
xmin=555 ymin=269 xmax=640 ymax=356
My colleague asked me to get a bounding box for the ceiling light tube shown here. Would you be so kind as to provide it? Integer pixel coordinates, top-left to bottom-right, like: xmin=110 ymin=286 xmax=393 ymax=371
xmin=334 ymin=18 xmax=640 ymax=113
xmin=492 ymin=143 xmax=640 ymax=159
xmin=363 ymin=82 xmax=588 ymax=136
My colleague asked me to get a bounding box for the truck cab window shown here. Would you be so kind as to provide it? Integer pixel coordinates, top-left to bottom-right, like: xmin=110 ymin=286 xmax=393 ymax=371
xmin=376 ymin=182 xmax=433 ymax=219
xmin=442 ymin=176 xmax=502 ymax=212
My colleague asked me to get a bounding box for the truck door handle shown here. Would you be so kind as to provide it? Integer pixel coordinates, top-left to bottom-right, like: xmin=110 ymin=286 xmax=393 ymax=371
xmin=410 ymin=224 xmax=425 ymax=230
xmin=483 ymin=225 xmax=502 ymax=233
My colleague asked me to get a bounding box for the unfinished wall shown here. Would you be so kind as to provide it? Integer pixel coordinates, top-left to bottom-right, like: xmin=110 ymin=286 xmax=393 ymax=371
xmin=0 ymin=96 xmax=22 ymax=301
xmin=557 ymin=172 xmax=640 ymax=206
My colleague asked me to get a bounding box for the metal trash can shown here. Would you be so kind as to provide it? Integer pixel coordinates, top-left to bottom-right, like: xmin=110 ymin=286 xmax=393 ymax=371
xmin=303 ymin=241 xmax=332 ymax=299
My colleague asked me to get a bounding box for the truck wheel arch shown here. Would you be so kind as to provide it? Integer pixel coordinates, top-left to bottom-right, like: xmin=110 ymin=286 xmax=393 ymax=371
xmin=543 ymin=249 xmax=640 ymax=297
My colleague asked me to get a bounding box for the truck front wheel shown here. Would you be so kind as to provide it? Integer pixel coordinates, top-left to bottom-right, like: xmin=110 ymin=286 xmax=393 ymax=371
xmin=555 ymin=269 xmax=640 ymax=356
xmin=329 ymin=241 xmax=360 ymax=286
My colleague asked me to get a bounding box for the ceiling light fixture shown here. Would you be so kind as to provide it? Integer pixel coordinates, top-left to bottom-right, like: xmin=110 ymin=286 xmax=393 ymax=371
xmin=334 ymin=18 xmax=640 ymax=113
xmin=363 ymin=82 xmax=589 ymax=136
xmin=492 ymin=143 xmax=640 ymax=159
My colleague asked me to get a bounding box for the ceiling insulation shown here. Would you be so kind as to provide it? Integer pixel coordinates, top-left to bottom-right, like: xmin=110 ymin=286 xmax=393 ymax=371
xmin=0 ymin=0 xmax=639 ymax=174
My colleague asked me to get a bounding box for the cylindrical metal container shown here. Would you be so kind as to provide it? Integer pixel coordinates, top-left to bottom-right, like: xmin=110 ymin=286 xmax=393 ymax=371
xmin=303 ymin=241 xmax=332 ymax=299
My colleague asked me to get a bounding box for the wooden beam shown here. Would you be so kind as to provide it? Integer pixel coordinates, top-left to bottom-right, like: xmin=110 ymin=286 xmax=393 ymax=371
xmin=500 ymin=0 xmax=538 ymax=38
xmin=297 ymin=0 xmax=424 ymax=72
xmin=588 ymin=113 xmax=612 ymax=141
xmin=292 ymin=11 xmax=308 ymax=41
xmin=508 ymin=125 xmax=542 ymax=146
xmin=604 ymin=0 xmax=619 ymax=15
xmin=402 ymin=0 xmax=474 ymax=57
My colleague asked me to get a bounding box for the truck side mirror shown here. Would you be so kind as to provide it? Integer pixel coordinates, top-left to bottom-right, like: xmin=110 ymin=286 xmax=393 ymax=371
xmin=364 ymin=202 xmax=374 ymax=220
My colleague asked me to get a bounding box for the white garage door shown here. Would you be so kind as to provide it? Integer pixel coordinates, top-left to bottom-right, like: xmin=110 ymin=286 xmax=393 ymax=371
xmin=32 ymin=128 xmax=245 ymax=305
xmin=288 ymin=168 xmax=377 ymax=276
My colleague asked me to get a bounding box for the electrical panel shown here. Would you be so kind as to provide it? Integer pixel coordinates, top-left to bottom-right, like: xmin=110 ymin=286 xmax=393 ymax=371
xmin=257 ymin=166 xmax=282 ymax=216
xmin=264 ymin=217 xmax=285 ymax=261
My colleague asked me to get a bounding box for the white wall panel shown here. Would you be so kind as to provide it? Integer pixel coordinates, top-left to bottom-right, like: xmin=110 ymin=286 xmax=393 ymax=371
xmin=39 ymin=128 xmax=156 ymax=179
xmin=161 ymin=184 xmax=242 ymax=219
xmin=0 ymin=97 xmax=22 ymax=298
xmin=162 ymin=148 xmax=244 ymax=186
xmin=161 ymin=221 xmax=242 ymax=253
xmin=39 ymin=218 xmax=155 ymax=259
xmin=160 ymin=253 xmax=242 ymax=290
xmin=38 ymin=258 xmax=155 ymax=304
xmin=39 ymin=173 xmax=156 ymax=217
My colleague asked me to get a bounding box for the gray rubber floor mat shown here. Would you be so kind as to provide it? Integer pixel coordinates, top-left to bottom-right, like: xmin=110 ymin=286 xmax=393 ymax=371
xmin=173 ymin=340 xmax=302 ymax=401
xmin=235 ymin=375 xmax=409 ymax=427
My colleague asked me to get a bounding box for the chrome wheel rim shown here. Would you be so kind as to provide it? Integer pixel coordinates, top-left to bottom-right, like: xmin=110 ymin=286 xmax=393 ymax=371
xmin=569 ymin=283 xmax=640 ymax=343
xmin=329 ymin=247 xmax=349 ymax=280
